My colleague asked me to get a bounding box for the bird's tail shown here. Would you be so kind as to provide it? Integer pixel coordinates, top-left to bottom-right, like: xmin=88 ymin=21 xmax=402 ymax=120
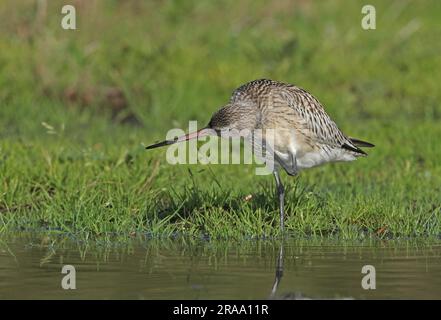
xmin=349 ymin=138 xmax=375 ymax=148
xmin=341 ymin=137 xmax=374 ymax=157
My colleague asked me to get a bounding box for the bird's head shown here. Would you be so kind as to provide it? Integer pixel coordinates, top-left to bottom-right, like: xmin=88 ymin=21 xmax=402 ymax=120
xmin=145 ymin=103 xmax=256 ymax=150
xmin=207 ymin=103 xmax=256 ymax=132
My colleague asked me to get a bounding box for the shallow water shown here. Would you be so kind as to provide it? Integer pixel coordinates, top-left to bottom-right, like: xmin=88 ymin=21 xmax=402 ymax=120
xmin=0 ymin=234 xmax=440 ymax=299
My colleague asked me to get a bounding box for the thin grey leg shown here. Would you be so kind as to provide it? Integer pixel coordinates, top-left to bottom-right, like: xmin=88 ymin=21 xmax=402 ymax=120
xmin=273 ymin=171 xmax=285 ymax=233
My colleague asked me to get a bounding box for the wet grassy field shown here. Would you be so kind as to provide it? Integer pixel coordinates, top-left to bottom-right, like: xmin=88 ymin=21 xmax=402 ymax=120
xmin=1 ymin=0 xmax=440 ymax=239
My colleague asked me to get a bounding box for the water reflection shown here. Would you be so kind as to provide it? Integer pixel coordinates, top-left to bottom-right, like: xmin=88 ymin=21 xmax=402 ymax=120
xmin=268 ymin=243 xmax=354 ymax=299
xmin=269 ymin=245 xmax=283 ymax=299
xmin=0 ymin=233 xmax=440 ymax=299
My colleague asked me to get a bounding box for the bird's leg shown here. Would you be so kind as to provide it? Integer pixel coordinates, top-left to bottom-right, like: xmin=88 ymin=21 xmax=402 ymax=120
xmin=273 ymin=171 xmax=285 ymax=233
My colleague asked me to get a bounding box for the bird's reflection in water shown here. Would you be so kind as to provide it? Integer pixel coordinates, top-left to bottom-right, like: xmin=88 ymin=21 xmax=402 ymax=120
xmin=269 ymin=244 xmax=284 ymax=299
xmin=268 ymin=242 xmax=317 ymax=300
xmin=268 ymin=241 xmax=354 ymax=300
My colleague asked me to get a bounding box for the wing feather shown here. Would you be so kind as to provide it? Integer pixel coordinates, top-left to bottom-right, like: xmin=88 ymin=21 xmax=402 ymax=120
xmin=229 ymin=79 xmax=367 ymax=155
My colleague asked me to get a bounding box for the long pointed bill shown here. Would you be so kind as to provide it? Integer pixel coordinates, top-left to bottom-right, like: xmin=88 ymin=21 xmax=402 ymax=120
xmin=145 ymin=128 xmax=214 ymax=150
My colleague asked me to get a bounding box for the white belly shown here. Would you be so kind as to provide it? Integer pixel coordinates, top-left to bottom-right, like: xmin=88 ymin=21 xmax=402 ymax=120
xmin=274 ymin=137 xmax=357 ymax=172
xmin=296 ymin=147 xmax=356 ymax=170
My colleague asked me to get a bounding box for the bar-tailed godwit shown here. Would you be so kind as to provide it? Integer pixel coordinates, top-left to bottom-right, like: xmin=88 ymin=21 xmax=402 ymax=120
xmin=146 ymin=79 xmax=374 ymax=232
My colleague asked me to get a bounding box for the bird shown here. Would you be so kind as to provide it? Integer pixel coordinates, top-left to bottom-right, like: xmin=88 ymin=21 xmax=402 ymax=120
xmin=146 ymin=79 xmax=374 ymax=233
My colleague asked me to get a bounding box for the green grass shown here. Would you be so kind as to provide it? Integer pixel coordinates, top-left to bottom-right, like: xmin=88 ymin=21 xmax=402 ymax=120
xmin=1 ymin=0 xmax=440 ymax=239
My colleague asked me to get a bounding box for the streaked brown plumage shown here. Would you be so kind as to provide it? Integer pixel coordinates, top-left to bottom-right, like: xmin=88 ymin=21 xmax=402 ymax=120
xmin=146 ymin=79 xmax=374 ymax=233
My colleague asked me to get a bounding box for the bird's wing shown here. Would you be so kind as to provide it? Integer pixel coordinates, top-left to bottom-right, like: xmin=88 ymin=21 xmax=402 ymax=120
xmin=277 ymin=85 xmax=365 ymax=154
xmin=229 ymin=79 xmax=365 ymax=155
